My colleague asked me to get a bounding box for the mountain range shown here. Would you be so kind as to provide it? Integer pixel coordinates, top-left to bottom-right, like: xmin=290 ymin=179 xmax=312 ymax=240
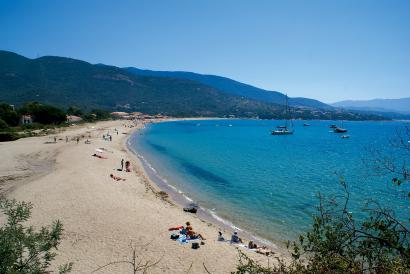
xmin=125 ymin=68 xmax=332 ymax=109
xmin=332 ymin=98 xmax=410 ymax=114
xmin=0 ymin=50 xmax=385 ymax=120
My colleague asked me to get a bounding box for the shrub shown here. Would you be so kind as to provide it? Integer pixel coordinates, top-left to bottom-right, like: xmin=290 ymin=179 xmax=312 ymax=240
xmin=0 ymin=132 xmax=19 ymax=142
xmin=0 ymin=104 xmax=19 ymax=126
xmin=0 ymin=199 xmax=72 ymax=273
xmin=0 ymin=118 xmax=9 ymax=131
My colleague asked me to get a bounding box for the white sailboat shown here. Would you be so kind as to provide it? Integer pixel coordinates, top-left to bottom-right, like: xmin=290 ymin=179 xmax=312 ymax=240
xmin=271 ymin=95 xmax=294 ymax=135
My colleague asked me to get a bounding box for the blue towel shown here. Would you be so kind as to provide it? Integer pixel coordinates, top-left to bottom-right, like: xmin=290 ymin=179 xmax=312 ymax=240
xmin=177 ymin=234 xmax=187 ymax=244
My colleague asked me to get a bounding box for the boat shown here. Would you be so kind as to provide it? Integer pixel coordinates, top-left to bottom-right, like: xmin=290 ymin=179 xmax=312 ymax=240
xmin=271 ymin=95 xmax=294 ymax=135
xmin=303 ymin=123 xmax=311 ymax=127
xmin=341 ymin=135 xmax=350 ymax=139
xmin=334 ymin=127 xmax=348 ymax=133
xmin=330 ymin=124 xmax=337 ymax=129
xmin=333 ymin=120 xmax=348 ymax=133
xmin=271 ymin=128 xmax=294 ymax=135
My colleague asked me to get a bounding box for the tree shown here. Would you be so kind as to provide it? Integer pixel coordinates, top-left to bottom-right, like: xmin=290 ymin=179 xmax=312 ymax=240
xmin=365 ymin=125 xmax=410 ymax=198
xmin=0 ymin=199 xmax=72 ymax=273
xmin=19 ymin=102 xmax=67 ymax=125
xmin=0 ymin=104 xmax=19 ymax=126
xmin=0 ymin=118 xmax=9 ymax=131
xmin=66 ymin=106 xmax=83 ymax=117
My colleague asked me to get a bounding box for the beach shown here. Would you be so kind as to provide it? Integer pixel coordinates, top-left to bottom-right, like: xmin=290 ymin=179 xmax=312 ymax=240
xmin=0 ymin=119 xmax=279 ymax=273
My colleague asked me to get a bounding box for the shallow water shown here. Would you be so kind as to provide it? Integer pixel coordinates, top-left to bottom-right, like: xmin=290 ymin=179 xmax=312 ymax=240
xmin=129 ymin=119 xmax=410 ymax=245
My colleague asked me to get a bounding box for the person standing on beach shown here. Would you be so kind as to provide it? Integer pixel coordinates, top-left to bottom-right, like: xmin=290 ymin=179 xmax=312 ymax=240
xmin=76 ymin=137 xmax=79 ymax=144
xmin=121 ymin=159 xmax=124 ymax=171
xmin=66 ymin=136 xmax=68 ymax=143
xmin=110 ymin=135 xmax=112 ymax=141
xmin=54 ymin=136 xmax=57 ymax=143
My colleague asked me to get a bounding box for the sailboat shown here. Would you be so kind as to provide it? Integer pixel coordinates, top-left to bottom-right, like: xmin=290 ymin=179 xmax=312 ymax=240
xmin=271 ymin=95 xmax=294 ymax=135
xmin=334 ymin=121 xmax=348 ymax=133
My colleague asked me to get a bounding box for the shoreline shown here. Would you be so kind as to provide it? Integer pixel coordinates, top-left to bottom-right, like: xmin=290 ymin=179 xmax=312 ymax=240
xmin=2 ymin=118 xmax=286 ymax=273
xmin=124 ymin=118 xmax=283 ymax=252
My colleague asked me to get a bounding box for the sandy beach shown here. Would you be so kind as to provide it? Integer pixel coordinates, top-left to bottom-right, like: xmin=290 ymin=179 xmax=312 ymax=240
xmin=0 ymin=119 xmax=281 ymax=273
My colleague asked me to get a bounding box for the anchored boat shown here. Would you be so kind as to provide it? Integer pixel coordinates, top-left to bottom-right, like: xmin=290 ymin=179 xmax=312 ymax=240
xmin=271 ymin=95 xmax=294 ymax=135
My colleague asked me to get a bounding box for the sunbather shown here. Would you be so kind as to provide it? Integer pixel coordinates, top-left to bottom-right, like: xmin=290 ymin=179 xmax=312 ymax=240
xmin=186 ymin=226 xmax=206 ymax=240
xmin=217 ymin=231 xmax=225 ymax=241
xmin=248 ymin=240 xmax=258 ymax=249
xmin=110 ymin=174 xmax=125 ymax=181
xmin=256 ymin=246 xmax=274 ymax=256
xmin=92 ymin=153 xmax=107 ymax=159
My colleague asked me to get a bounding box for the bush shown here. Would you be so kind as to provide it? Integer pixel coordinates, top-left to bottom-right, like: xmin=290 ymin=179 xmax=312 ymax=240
xmin=0 ymin=132 xmax=20 ymax=142
xmin=19 ymin=102 xmax=67 ymax=125
xmin=0 ymin=118 xmax=9 ymax=131
xmin=0 ymin=199 xmax=72 ymax=273
xmin=0 ymin=104 xmax=19 ymax=126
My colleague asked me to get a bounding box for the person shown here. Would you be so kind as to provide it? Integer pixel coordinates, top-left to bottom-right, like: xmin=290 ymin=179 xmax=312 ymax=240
xmin=65 ymin=136 xmax=68 ymax=143
xmin=54 ymin=136 xmax=57 ymax=143
xmin=76 ymin=137 xmax=79 ymax=144
xmin=230 ymin=231 xmax=242 ymax=243
xmin=248 ymin=240 xmax=257 ymax=249
xmin=121 ymin=159 xmax=124 ymax=171
xmin=181 ymin=221 xmax=192 ymax=235
xmin=92 ymin=153 xmax=107 ymax=159
xmin=110 ymin=174 xmax=125 ymax=181
xmin=186 ymin=226 xmax=206 ymax=240
xmin=125 ymin=161 xmax=131 ymax=172
xmin=256 ymin=246 xmax=274 ymax=256
xmin=109 ymin=135 xmax=112 ymax=141
xmin=217 ymin=231 xmax=225 ymax=241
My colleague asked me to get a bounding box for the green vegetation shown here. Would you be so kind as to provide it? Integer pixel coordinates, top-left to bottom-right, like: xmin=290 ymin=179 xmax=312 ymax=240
xmin=19 ymin=102 xmax=66 ymax=125
xmin=0 ymin=104 xmax=19 ymax=126
xmin=0 ymin=199 xmax=72 ymax=273
xmin=0 ymin=50 xmax=385 ymax=120
xmin=234 ymin=183 xmax=410 ymax=273
xmin=0 ymin=101 xmax=114 ymax=141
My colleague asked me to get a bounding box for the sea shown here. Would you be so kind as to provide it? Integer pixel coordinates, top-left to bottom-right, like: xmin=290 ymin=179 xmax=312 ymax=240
xmin=128 ymin=119 xmax=410 ymax=247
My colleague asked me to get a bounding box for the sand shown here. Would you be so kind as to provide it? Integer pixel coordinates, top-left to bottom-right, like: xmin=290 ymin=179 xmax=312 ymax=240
xmin=0 ymin=119 xmax=282 ymax=273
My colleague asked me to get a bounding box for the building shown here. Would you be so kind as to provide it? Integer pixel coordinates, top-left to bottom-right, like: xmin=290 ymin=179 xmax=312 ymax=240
xmin=20 ymin=115 xmax=33 ymax=125
xmin=66 ymin=115 xmax=83 ymax=123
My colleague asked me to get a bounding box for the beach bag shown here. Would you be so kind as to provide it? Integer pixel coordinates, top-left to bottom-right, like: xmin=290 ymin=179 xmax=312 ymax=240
xmin=191 ymin=242 xmax=200 ymax=249
xmin=170 ymin=234 xmax=179 ymax=240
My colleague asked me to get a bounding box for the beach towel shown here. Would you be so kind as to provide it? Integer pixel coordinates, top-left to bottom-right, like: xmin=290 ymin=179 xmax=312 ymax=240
xmin=168 ymin=226 xmax=183 ymax=231
xmin=177 ymin=234 xmax=188 ymax=244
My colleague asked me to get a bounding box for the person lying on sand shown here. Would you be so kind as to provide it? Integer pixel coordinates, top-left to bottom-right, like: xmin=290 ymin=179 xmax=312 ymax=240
xmin=230 ymin=231 xmax=243 ymax=244
xmin=256 ymin=246 xmax=274 ymax=256
xmin=92 ymin=153 xmax=107 ymax=159
xmin=110 ymin=174 xmax=126 ymax=181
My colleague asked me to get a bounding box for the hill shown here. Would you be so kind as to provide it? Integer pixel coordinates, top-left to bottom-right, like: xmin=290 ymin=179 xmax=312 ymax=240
xmin=0 ymin=50 xmax=385 ymax=120
xmin=125 ymin=68 xmax=332 ymax=109
xmin=0 ymin=50 xmax=288 ymax=118
xmin=332 ymin=98 xmax=410 ymax=114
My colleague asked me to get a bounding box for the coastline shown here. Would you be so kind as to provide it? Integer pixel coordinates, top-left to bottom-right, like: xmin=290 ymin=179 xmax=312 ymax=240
xmin=124 ymin=118 xmax=282 ymax=253
xmin=2 ymin=118 xmax=282 ymax=273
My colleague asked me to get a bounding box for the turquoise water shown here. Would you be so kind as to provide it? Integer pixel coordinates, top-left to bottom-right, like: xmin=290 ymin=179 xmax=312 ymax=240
xmin=129 ymin=119 xmax=410 ymax=245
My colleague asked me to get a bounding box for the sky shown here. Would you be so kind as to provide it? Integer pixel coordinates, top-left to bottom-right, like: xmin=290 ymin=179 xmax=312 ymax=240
xmin=0 ymin=0 xmax=409 ymax=103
